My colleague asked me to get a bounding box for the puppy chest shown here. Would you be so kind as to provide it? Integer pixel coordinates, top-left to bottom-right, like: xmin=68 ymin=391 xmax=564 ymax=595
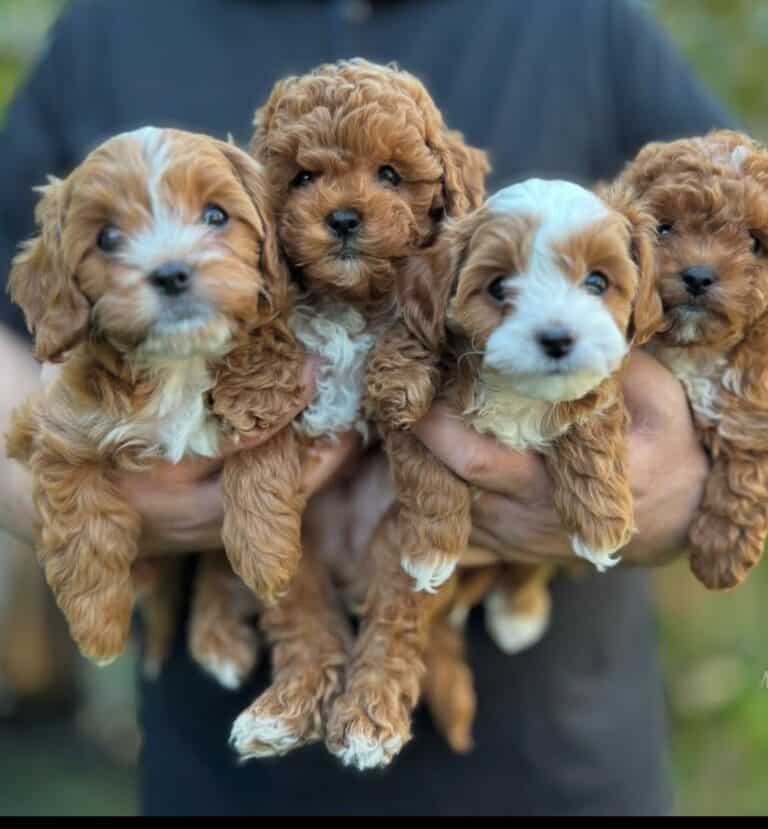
xmin=105 ymin=358 xmax=221 ymax=462
xmin=289 ymin=301 xmax=378 ymax=438
xmin=651 ymin=345 xmax=727 ymax=428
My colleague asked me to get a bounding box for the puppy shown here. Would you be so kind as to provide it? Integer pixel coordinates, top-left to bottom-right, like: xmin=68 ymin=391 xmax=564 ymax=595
xmin=6 ymin=127 xmax=310 ymax=665
xmin=228 ymin=58 xmax=489 ymax=767
xmin=617 ymin=129 xmax=768 ymax=589
xmin=350 ymin=178 xmax=662 ymax=764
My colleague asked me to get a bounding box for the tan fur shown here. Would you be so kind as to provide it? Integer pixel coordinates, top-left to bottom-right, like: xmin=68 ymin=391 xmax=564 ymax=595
xmin=5 ymin=128 xmax=308 ymax=663
xmin=618 ymin=129 xmax=768 ymax=588
xmin=242 ymin=60 xmax=489 ymax=767
xmin=367 ymin=181 xmax=662 ymax=753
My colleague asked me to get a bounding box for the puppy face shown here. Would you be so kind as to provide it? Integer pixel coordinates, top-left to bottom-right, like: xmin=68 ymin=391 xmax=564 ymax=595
xmin=620 ymin=130 xmax=768 ymax=351
xmin=251 ymin=59 xmax=488 ymax=306
xmin=443 ymin=180 xmax=659 ymax=402
xmin=10 ymin=128 xmax=284 ymax=362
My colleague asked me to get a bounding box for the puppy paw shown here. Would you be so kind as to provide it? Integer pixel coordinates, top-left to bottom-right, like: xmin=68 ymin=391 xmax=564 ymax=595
xmin=570 ymin=536 xmax=623 ymax=573
xmin=230 ymin=667 xmax=342 ymax=760
xmin=325 ymin=686 xmax=411 ymax=771
xmin=484 ymin=589 xmax=551 ymax=655
xmin=401 ymin=552 xmax=458 ymax=593
xmin=189 ymin=621 xmax=259 ymax=691
xmin=69 ymin=600 xmax=132 ymax=666
xmin=689 ymin=512 xmax=762 ymax=590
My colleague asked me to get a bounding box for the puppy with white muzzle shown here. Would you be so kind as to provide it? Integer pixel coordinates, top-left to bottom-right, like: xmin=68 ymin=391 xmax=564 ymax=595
xmin=365 ymin=177 xmax=663 ymax=759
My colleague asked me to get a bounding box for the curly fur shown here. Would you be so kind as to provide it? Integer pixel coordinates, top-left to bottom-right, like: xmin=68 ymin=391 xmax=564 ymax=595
xmin=226 ymin=59 xmax=489 ymax=768
xmin=5 ymin=128 xmax=308 ymax=664
xmin=617 ymin=128 xmax=768 ymax=589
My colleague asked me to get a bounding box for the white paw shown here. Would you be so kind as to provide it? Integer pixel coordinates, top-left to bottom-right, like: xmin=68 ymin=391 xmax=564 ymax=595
xmin=95 ymin=657 xmax=118 ymax=668
xmin=484 ymin=590 xmax=551 ymax=655
xmin=401 ymin=553 xmax=457 ymax=593
xmin=229 ymin=709 xmax=300 ymax=760
xmin=448 ymin=603 xmax=470 ymax=629
xmin=198 ymin=655 xmax=246 ymax=691
xmin=332 ymin=732 xmax=404 ymax=771
xmin=571 ymin=536 xmax=623 ymax=572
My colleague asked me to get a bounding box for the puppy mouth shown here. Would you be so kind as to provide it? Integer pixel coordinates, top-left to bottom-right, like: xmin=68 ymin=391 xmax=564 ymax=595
xmin=153 ymin=298 xmax=214 ymax=332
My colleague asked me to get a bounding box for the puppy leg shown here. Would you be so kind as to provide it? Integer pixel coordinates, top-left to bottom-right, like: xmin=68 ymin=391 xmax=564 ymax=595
xmin=134 ymin=557 xmax=184 ymax=680
xmin=230 ymin=548 xmax=352 ymax=759
xmin=688 ymin=449 xmax=768 ymax=589
xmin=325 ymin=507 xmax=438 ymax=770
xmin=422 ymin=611 xmax=477 ymax=754
xmin=221 ymin=426 xmax=304 ymax=603
xmin=187 ymin=553 xmax=260 ymax=689
xmin=484 ymin=563 xmax=554 ymax=655
xmin=32 ymin=441 xmax=140 ymax=665
xmin=546 ymin=400 xmax=635 ymax=573
xmin=387 ymin=430 xmax=472 ymax=592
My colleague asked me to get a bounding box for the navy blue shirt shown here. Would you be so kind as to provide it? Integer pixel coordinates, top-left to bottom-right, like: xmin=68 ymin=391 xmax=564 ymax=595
xmin=0 ymin=0 xmax=732 ymax=815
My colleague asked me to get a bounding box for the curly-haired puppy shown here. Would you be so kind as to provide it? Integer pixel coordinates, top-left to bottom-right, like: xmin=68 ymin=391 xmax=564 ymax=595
xmin=227 ymin=59 xmax=488 ymax=767
xmin=251 ymin=57 xmax=489 ymax=592
xmin=350 ymin=178 xmax=662 ymax=764
xmin=616 ymin=129 xmax=768 ymax=589
xmin=5 ymin=127 xmax=314 ymax=665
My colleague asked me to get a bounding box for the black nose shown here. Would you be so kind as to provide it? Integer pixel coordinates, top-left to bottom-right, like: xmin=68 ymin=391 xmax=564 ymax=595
xmin=326 ymin=209 xmax=362 ymax=239
xmin=537 ymin=326 xmax=575 ymax=360
xmin=681 ymin=265 xmax=717 ymax=297
xmin=149 ymin=261 xmax=192 ymax=296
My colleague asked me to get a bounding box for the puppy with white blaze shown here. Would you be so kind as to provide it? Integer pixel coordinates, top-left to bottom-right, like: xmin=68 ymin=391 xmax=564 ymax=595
xmin=363 ymin=177 xmax=663 ymax=760
xmin=5 ymin=128 xmax=353 ymax=689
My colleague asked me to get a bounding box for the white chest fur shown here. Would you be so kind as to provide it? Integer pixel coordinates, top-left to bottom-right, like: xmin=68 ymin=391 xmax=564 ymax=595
xmin=650 ymin=344 xmax=728 ymax=426
xmin=99 ymin=357 xmax=220 ymax=462
xmin=289 ymin=300 xmax=378 ymax=440
xmin=467 ymin=372 xmax=566 ymax=451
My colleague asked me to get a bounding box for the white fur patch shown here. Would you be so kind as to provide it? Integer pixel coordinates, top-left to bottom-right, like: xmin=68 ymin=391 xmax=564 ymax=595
xmin=333 ymin=732 xmax=404 ymax=771
xmin=230 ymin=709 xmax=300 ymax=759
xmin=98 ymin=356 xmax=220 ymax=462
xmin=401 ymin=553 xmax=458 ymax=593
xmin=484 ymin=589 xmax=551 ymax=655
xmin=448 ymin=604 xmax=470 ymax=629
xmin=571 ymin=536 xmax=622 ymax=572
xmin=199 ymin=655 xmax=245 ymax=691
xmin=290 ymin=299 xmax=378 ymax=440
xmin=468 ymin=372 xmax=565 ymax=450
xmin=650 ymin=343 xmax=727 ymax=426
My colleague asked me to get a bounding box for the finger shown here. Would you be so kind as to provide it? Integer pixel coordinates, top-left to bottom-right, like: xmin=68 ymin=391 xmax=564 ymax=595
xmin=623 ymin=350 xmax=690 ymax=437
xmin=218 ymin=356 xmax=319 ymax=457
xmin=412 ymin=403 xmax=551 ymax=499
xmin=300 ymin=431 xmax=364 ymax=497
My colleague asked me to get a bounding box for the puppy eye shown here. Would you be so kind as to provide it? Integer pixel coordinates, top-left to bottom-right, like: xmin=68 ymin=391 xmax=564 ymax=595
xmin=751 ymin=233 xmax=763 ymax=256
xmin=97 ymin=225 xmax=123 ymax=253
xmin=202 ymin=204 xmax=229 ymax=227
xmin=487 ymin=276 xmax=507 ymax=303
xmin=291 ymin=170 xmax=317 ymax=188
xmin=377 ymin=165 xmax=402 ymax=186
xmin=657 ymin=223 xmax=674 ymax=237
xmin=583 ymin=272 xmax=609 ymax=296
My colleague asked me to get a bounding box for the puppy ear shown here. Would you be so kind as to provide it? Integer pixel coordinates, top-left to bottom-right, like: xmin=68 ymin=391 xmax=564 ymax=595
xmin=598 ymin=181 xmax=664 ymax=346
xmin=397 ymin=210 xmax=483 ymax=350
xmin=9 ymin=177 xmax=90 ymax=362
xmin=431 ymin=129 xmax=490 ymax=218
xmin=217 ymin=141 xmax=289 ymax=317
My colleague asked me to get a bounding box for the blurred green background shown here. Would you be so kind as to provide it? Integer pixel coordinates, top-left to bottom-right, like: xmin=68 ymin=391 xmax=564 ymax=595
xmin=0 ymin=0 xmax=766 ymax=817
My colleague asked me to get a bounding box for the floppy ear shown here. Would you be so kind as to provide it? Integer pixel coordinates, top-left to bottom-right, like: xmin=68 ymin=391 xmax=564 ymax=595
xmin=397 ymin=210 xmax=483 ymax=351
xmin=8 ymin=177 xmax=90 ymax=362
xmin=598 ymin=181 xmax=664 ymax=346
xmin=217 ymin=140 xmax=289 ymax=318
xmin=430 ymin=128 xmax=490 ymax=218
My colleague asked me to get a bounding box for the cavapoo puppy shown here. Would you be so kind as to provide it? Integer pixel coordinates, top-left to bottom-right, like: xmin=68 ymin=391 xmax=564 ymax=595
xmin=227 ymin=58 xmax=490 ymax=768
xmin=6 ymin=127 xmax=315 ymax=665
xmin=617 ymin=129 xmax=768 ymax=589
xmin=250 ymin=57 xmax=489 ymax=592
xmin=352 ymin=177 xmax=663 ymax=764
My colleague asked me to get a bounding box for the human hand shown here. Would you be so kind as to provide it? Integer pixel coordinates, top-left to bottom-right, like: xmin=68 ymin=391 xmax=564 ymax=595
xmin=411 ymin=350 xmax=708 ymax=569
